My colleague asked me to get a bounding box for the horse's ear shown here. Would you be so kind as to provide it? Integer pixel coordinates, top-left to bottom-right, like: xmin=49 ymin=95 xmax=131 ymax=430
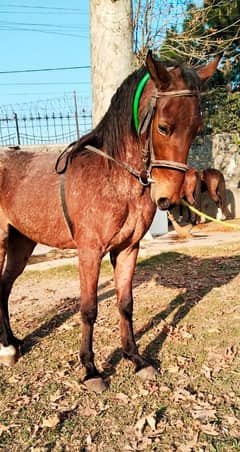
xmin=146 ymin=50 xmax=171 ymax=90
xmin=197 ymin=54 xmax=223 ymax=83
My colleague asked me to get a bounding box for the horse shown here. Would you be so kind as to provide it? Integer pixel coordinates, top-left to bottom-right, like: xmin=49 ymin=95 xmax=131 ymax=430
xmin=180 ymin=167 xmax=232 ymax=224
xmin=0 ymin=50 xmax=220 ymax=392
xmin=200 ymin=168 xmax=232 ymax=220
xmin=179 ymin=167 xmax=202 ymax=224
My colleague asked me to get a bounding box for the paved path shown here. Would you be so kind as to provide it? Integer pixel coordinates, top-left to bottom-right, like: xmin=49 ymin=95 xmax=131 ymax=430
xmin=27 ymin=228 xmax=240 ymax=272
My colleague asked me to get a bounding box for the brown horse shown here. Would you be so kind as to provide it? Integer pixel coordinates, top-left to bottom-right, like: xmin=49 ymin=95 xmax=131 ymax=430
xmin=180 ymin=167 xmax=202 ymax=224
xmin=0 ymin=51 xmax=220 ymax=391
xmin=180 ymin=167 xmax=232 ymax=224
xmin=200 ymin=168 xmax=232 ymax=220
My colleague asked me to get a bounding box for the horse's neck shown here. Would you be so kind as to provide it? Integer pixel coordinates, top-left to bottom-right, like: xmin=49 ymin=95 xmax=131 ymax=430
xmin=124 ymin=138 xmax=146 ymax=170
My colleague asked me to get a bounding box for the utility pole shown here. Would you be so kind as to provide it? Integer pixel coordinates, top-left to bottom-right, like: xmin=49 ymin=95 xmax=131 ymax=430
xmin=90 ymin=0 xmax=134 ymax=127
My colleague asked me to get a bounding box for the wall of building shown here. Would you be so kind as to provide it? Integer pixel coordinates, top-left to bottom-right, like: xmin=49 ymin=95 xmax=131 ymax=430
xmin=188 ymin=134 xmax=240 ymax=189
xmin=187 ymin=134 xmax=240 ymax=218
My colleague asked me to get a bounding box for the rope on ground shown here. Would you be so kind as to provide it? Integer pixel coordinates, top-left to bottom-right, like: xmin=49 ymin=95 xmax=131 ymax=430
xmin=180 ymin=198 xmax=240 ymax=231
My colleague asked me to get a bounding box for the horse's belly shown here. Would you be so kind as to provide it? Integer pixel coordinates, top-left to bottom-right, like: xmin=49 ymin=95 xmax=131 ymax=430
xmin=10 ymin=213 xmax=75 ymax=249
xmin=8 ymin=206 xmax=75 ymax=249
xmin=0 ymin=170 xmax=75 ymax=248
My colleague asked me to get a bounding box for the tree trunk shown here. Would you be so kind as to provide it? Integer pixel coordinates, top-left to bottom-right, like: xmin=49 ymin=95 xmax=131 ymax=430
xmin=90 ymin=0 xmax=134 ymax=127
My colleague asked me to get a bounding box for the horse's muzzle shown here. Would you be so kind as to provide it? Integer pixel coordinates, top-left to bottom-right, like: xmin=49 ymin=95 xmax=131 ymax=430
xmin=157 ymin=197 xmax=171 ymax=210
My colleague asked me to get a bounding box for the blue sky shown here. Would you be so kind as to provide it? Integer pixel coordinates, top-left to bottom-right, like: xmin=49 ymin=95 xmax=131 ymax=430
xmin=0 ymin=1 xmax=203 ymax=115
xmin=0 ymin=1 xmax=91 ymax=113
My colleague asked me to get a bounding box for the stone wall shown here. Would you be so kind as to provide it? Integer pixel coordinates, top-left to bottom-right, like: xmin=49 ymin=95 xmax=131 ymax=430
xmin=185 ymin=133 xmax=240 ymax=219
xmin=188 ymin=134 xmax=240 ymax=189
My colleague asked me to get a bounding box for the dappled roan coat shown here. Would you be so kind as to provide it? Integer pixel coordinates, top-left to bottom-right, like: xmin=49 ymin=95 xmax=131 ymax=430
xmin=0 ymin=51 xmax=220 ymax=391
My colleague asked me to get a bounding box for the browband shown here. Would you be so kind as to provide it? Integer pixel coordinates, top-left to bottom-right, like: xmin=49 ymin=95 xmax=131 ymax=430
xmin=133 ymin=73 xmax=200 ymax=133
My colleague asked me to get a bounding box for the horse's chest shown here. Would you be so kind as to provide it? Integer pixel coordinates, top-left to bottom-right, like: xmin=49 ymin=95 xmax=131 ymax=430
xmin=110 ymin=197 xmax=155 ymax=246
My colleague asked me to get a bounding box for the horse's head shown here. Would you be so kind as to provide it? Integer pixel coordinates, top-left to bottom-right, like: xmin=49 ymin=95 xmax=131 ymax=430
xmin=142 ymin=51 xmax=221 ymax=210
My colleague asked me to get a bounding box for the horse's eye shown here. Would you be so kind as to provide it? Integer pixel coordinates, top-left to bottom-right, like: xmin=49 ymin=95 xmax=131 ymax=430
xmin=158 ymin=124 xmax=169 ymax=136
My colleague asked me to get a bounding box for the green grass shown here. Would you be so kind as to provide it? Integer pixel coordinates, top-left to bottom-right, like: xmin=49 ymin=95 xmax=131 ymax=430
xmin=0 ymin=242 xmax=239 ymax=450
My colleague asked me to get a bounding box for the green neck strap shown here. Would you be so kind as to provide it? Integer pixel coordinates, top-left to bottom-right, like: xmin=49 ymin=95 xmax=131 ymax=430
xmin=133 ymin=72 xmax=150 ymax=133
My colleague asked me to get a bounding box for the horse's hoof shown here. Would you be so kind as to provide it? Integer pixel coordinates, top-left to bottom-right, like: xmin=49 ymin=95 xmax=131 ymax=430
xmin=84 ymin=377 xmax=108 ymax=393
xmin=137 ymin=366 xmax=159 ymax=381
xmin=0 ymin=344 xmax=19 ymax=367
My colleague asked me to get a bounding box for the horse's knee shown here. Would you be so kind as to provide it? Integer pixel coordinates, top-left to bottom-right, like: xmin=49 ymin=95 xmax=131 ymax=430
xmin=80 ymin=304 xmax=97 ymax=324
xmin=118 ymin=297 xmax=133 ymax=320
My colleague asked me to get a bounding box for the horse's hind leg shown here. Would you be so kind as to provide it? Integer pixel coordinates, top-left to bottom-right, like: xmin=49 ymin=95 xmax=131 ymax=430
xmin=110 ymin=244 xmax=158 ymax=381
xmin=217 ymin=184 xmax=232 ymax=219
xmin=0 ymin=226 xmax=36 ymax=366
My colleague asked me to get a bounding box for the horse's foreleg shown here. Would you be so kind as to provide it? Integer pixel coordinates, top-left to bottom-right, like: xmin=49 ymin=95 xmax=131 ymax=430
xmin=111 ymin=244 xmax=158 ymax=380
xmin=78 ymin=249 xmax=106 ymax=392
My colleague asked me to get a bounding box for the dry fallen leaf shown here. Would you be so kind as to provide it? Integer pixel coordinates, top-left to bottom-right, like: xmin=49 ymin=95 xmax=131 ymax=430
xmin=191 ymin=405 xmax=217 ymax=422
xmin=81 ymin=406 xmax=98 ymax=417
xmin=0 ymin=424 xmax=11 ymax=436
xmin=115 ymin=392 xmax=129 ymax=404
xmin=200 ymin=423 xmax=219 ymax=436
xmin=41 ymin=414 xmax=61 ymax=428
xmin=135 ymin=412 xmax=158 ymax=435
xmin=167 ymin=364 xmax=179 ymax=374
xmin=135 ymin=417 xmax=146 ymax=435
xmin=201 ymin=364 xmax=213 ymax=380
xmin=146 ymin=413 xmax=157 ymax=431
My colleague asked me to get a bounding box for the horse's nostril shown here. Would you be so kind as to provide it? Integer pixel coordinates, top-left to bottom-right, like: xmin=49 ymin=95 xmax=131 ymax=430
xmin=158 ymin=197 xmax=170 ymax=210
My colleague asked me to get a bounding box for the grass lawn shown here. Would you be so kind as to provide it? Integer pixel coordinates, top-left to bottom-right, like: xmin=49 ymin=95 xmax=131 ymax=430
xmin=0 ymin=242 xmax=239 ymax=451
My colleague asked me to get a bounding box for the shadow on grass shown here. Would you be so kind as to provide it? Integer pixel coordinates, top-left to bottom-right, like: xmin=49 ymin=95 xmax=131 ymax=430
xmin=22 ymin=280 xmax=116 ymax=355
xmin=21 ymin=251 xmax=240 ymax=375
xmin=106 ymin=251 xmax=240 ymax=374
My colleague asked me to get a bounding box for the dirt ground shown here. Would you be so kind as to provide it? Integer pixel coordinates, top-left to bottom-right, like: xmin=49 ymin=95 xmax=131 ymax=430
xmin=2 ymin=222 xmax=239 ymax=450
xmin=9 ymin=220 xmax=240 ymax=325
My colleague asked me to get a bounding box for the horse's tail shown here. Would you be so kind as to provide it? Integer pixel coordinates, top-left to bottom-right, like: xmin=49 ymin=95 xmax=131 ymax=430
xmin=218 ymin=173 xmax=232 ymax=218
xmin=192 ymin=172 xmax=202 ymax=224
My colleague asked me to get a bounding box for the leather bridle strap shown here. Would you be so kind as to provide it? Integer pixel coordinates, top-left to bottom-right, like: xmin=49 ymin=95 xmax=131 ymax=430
xmin=84 ymin=145 xmax=188 ymax=183
xmin=150 ymin=160 xmax=189 ymax=172
xmin=84 ymin=144 xmax=144 ymax=181
xmin=155 ymin=90 xmax=200 ymax=98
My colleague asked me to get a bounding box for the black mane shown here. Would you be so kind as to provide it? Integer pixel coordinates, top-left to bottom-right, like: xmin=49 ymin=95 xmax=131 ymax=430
xmin=67 ymin=60 xmax=202 ymax=162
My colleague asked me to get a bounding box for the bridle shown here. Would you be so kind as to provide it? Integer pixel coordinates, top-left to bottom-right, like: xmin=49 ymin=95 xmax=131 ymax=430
xmin=55 ymin=73 xmax=200 ymax=237
xmin=131 ymin=72 xmax=200 ymax=185
xmin=56 ymin=73 xmax=200 ymax=185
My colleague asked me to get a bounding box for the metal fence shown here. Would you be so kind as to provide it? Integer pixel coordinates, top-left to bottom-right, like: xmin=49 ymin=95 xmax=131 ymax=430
xmin=0 ymin=109 xmax=92 ymax=146
xmin=2 ymin=89 xmax=238 ymax=146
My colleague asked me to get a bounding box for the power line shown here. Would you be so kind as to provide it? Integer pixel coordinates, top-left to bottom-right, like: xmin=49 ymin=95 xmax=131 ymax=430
xmin=0 ymin=82 xmax=90 ymax=86
xmin=0 ymin=66 xmax=90 ymax=75
xmin=0 ymin=25 xmax=87 ymax=38
xmin=0 ymin=4 xmax=87 ymax=13
xmin=0 ymin=20 xmax=88 ymax=30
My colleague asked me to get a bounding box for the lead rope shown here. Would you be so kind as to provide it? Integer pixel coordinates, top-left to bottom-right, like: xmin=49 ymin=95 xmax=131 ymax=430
xmin=181 ymin=199 xmax=240 ymax=230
